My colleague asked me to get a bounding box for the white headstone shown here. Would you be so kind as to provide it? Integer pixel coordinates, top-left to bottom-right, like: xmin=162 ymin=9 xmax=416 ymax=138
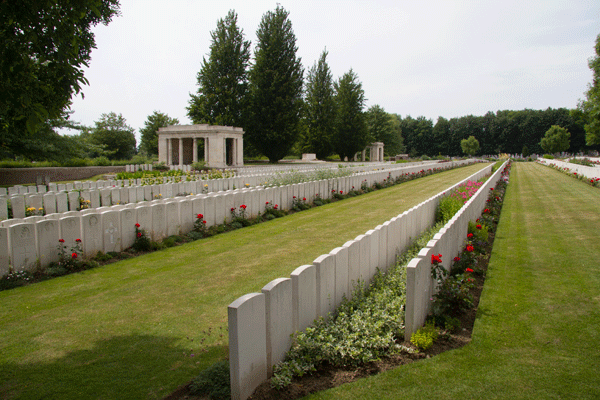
xmin=151 ymin=203 xmax=166 ymax=241
xmin=134 ymin=205 xmax=152 ymax=236
xmin=82 ymin=213 xmax=103 ymax=257
xmin=36 ymin=219 xmax=60 ymax=266
xmin=261 ymin=278 xmax=293 ymax=375
xmin=291 ymin=264 xmax=317 ymax=332
xmin=313 ymin=253 xmax=336 ymax=317
xmin=0 ymin=227 xmax=9 ymax=275
xmin=68 ymin=191 xmax=79 ymax=211
xmin=11 ymin=196 xmax=26 ymax=219
xmin=9 ymin=223 xmax=37 ymax=271
xmin=0 ymin=197 xmax=8 ymax=220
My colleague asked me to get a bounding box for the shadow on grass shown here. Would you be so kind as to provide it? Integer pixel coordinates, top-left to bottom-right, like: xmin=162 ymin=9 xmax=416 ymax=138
xmin=1 ymin=334 xmax=227 ymax=400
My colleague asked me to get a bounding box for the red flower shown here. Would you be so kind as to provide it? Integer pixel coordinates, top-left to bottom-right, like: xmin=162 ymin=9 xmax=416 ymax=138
xmin=71 ymin=252 xmax=78 ymax=259
xmin=240 ymin=205 xmax=247 ymax=209
xmin=467 ymin=233 xmax=474 ymax=238
xmin=454 ymin=256 xmax=461 ymax=262
xmin=466 ymin=245 xmax=474 ymax=252
xmin=484 ymin=208 xmax=489 ymax=213
xmin=135 ymin=223 xmax=140 ymax=228
xmin=466 ymin=267 xmax=474 ymax=273
xmin=197 ymin=213 xmax=203 ymax=219
xmin=340 ymin=190 xmax=343 ymax=194
xmin=431 ymin=254 xmax=442 ymax=264
xmin=59 ymin=239 xmax=65 ymax=243
xmin=293 ymin=196 xmax=296 ymax=198
xmin=231 ymin=207 xmax=235 ymax=212
xmin=490 ymin=187 xmax=494 ymax=191
xmin=137 ymin=232 xmax=142 ymax=238
xmin=302 ymin=197 xmax=306 ymax=201
xmin=76 ymin=238 xmax=81 ymax=243
xmin=274 ymin=204 xmax=278 ymax=209
xmin=202 ymin=220 xmax=206 ymax=224
xmin=266 ymin=201 xmax=269 ymax=205
xmin=476 ymin=224 xmax=482 ymax=230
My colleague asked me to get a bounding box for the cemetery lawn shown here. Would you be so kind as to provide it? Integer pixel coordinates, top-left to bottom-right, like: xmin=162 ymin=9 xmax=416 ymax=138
xmin=306 ymin=162 xmax=600 ymax=400
xmin=0 ymin=163 xmax=488 ymax=400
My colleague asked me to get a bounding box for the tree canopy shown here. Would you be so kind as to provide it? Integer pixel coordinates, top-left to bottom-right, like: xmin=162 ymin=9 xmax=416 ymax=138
xmin=139 ymin=111 xmax=179 ymax=156
xmin=540 ymin=125 xmax=570 ymax=154
xmin=187 ymin=10 xmax=250 ymax=128
xmin=366 ymin=105 xmax=405 ymax=156
xmin=246 ymin=6 xmax=304 ymax=163
xmin=461 ymin=135 xmax=480 ymax=156
xmin=576 ymin=33 xmax=600 ymax=146
xmin=0 ymin=0 xmax=121 ymax=159
xmin=90 ymin=112 xmax=136 ymax=160
xmin=333 ymin=70 xmax=368 ymax=161
xmin=303 ymin=50 xmax=336 ymax=160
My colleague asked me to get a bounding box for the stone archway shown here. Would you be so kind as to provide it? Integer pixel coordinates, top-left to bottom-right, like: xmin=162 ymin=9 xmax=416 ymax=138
xmin=158 ymin=124 xmax=244 ymax=169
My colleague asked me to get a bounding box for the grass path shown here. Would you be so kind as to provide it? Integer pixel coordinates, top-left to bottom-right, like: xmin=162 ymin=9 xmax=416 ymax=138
xmin=0 ymin=163 xmax=489 ymax=400
xmin=307 ymin=162 xmax=600 ymax=399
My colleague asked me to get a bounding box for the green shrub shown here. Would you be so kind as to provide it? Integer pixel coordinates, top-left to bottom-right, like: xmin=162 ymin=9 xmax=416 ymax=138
xmin=191 ymin=161 xmax=206 ymax=171
xmin=410 ymin=322 xmax=438 ymax=350
xmin=543 ymin=154 xmax=554 ymax=159
xmin=436 ymin=195 xmax=463 ymax=223
xmin=431 ymin=274 xmax=475 ymax=318
xmin=189 ymin=360 xmax=230 ymax=400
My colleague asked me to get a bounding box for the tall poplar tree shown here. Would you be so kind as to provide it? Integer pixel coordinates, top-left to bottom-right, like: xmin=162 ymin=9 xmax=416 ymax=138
xmin=333 ymin=70 xmax=368 ymax=161
xmin=304 ymin=50 xmax=336 ymax=160
xmin=187 ymin=10 xmax=250 ymax=127
xmin=247 ymin=6 xmax=304 ymax=163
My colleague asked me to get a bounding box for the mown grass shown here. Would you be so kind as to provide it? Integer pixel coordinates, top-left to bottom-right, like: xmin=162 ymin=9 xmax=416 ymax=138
xmin=307 ymin=162 xmax=600 ymax=399
xmin=0 ymin=163 xmax=489 ymax=400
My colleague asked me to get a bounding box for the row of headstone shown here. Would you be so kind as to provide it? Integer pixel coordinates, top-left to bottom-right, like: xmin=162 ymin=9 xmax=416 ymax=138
xmin=537 ymin=158 xmax=600 ymax=180
xmin=124 ymin=164 xmax=153 ymax=173
xmin=0 ymin=160 xmax=474 ymax=276
xmin=404 ymin=160 xmax=509 ymax=338
xmin=0 ymin=160 xmax=448 ymax=222
xmin=226 ymin=161 xmax=495 ymax=400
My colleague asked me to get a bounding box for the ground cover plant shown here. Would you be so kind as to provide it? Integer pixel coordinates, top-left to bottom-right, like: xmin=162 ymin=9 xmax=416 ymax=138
xmin=302 ymin=162 xmax=600 ymax=400
xmin=0 ymin=163 xmax=489 ymax=399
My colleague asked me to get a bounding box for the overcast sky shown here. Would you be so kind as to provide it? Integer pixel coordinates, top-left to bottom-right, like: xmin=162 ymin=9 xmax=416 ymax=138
xmin=64 ymin=0 xmax=600 ymax=143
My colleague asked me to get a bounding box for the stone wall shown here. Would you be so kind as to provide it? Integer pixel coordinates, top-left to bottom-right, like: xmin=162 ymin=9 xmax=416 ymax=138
xmin=226 ymin=162 xmax=497 ymax=400
xmin=0 ymin=166 xmax=125 ymax=186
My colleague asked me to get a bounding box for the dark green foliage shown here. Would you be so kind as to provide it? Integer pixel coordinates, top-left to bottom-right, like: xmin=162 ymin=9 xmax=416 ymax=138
xmin=366 ymin=105 xmax=405 ymax=157
xmin=333 ymin=70 xmax=368 ymax=161
xmin=0 ymin=0 xmax=121 ymax=159
xmin=139 ymin=111 xmax=179 ymax=156
xmin=303 ymin=50 xmax=336 ymax=159
xmin=576 ymin=33 xmax=600 ymax=146
xmin=187 ymin=10 xmax=250 ymax=128
xmin=189 ymin=360 xmax=230 ymax=400
xmin=89 ymin=112 xmax=137 ymax=160
xmin=246 ymin=6 xmax=304 ymax=163
xmin=540 ymin=125 xmax=570 ymax=154
xmin=461 ymin=135 xmax=480 ymax=156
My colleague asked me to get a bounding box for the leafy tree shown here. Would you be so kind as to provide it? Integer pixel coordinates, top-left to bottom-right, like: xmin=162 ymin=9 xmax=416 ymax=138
xmin=139 ymin=111 xmax=179 ymax=156
xmin=577 ymin=33 xmax=600 ymax=145
xmin=461 ymin=135 xmax=480 ymax=156
xmin=366 ymin=105 xmax=402 ymax=156
xmin=432 ymin=116 xmax=451 ymax=155
xmin=303 ymin=50 xmax=336 ymax=160
xmin=0 ymin=0 xmax=121 ymax=159
xmin=246 ymin=6 xmax=304 ymax=163
xmin=90 ymin=112 xmax=136 ymax=160
xmin=540 ymin=125 xmax=570 ymax=154
xmin=333 ymin=69 xmax=368 ymax=161
xmin=187 ymin=10 xmax=250 ymax=128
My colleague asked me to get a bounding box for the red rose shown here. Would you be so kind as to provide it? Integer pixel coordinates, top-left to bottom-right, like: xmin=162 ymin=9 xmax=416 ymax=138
xmin=467 ymin=233 xmax=474 ymax=238
xmin=135 ymin=223 xmax=141 ymax=228
xmin=340 ymin=191 xmax=343 ymax=194
xmin=197 ymin=213 xmax=203 ymax=219
xmin=137 ymin=232 xmax=142 ymax=238
xmin=202 ymin=220 xmax=206 ymax=224
xmin=431 ymin=254 xmax=442 ymax=264
xmin=231 ymin=207 xmax=235 ymax=212
xmin=71 ymin=252 xmax=78 ymax=259
xmin=59 ymin=239 xmax=65 ymax=243
xmin=302 ymin=197 xmax=306 ymax=201
xmin=476 ymin=224 xmax=482 ymax=230
xmin=466 ymin=267 xmax=474 ymax=273
xmin=274 ymin=205 xmax=278 ymax=209
xmin=454 ymin=256 xmax=460 ymax=262
xmin=76 ymin=238 xmax=81 ymax=242
xmin=466 ymin=245 xmax=474 ymax=252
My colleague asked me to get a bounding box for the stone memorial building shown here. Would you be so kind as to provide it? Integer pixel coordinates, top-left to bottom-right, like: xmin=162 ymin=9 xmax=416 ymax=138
xmin=158 ymin=124 xmax=244 ymax=169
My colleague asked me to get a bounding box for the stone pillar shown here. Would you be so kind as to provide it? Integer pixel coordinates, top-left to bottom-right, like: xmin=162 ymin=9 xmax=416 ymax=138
xmin=179 ymin=138 xmax=184 ymax=169
xmin=166 ymin=139 xmax=172 ymax=166
xmin=193 ymin=138 xmax=198 ymax=163
xmin=361 ymin=149 xmax=366 ymax=161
